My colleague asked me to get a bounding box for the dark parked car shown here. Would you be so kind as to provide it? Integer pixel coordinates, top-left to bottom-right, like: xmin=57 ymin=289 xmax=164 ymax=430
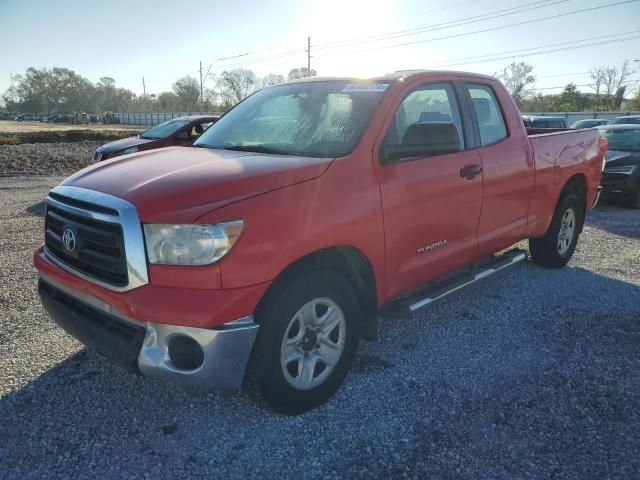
xmin=15 ymin=113 xmax=38 ymax=122
xmin=571 ymin=119 xmax=609 ymax=129
xmin=49 ymin=114 xmax=71 ymax=123
xmin=92 ymin=115 xmax=219 ymax=163
xmin=522 ymin=115 xmax=568 ymax=129
xmin=609 ymin=115 xmax=640 ymax=125
xmin=598 ymin=124 xmax=640 ymax=208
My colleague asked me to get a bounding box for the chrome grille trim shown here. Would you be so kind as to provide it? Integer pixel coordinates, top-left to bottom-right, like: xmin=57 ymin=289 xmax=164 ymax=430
xmin=45 ymin=185 xmax=149 ymax=292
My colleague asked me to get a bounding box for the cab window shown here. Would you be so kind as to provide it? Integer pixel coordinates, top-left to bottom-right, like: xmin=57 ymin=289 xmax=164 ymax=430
xmin=467 ymin=84 xmax=507 ymax=145
xmin=383 ymin=82 xmax=464 ymax=150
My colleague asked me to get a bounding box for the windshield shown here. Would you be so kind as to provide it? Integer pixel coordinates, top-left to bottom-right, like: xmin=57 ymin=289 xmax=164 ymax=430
xmin=599 ymin=128 xmax=640 ymax=151
xmin=140 ymin=119 xmax=188 ymax=139
xmin=193 ymin=81 xmax=390 ymax=157
xmin=610 ymin=117 xmax=640 ymax=125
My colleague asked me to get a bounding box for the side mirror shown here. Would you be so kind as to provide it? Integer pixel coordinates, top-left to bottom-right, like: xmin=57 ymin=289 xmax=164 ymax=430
xmin=382 ymin=122 xmax=461 ymax=164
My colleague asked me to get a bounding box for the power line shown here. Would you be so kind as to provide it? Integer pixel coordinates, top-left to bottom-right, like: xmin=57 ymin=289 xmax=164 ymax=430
xmin=425 ymin=30 xmax=640 ymax=66
xmin=415 ymin=0 xmax=483 ymax=16
xmin=203 ymin=0 xmax=562 ymax=71
xmin=312 ymin=0 xmax=639 ymax=58
xmin=313 ymin=0 xmax=568 ymax=51
xmin=427 ymin=33 xmax=640 ymax=68
xmin=539 ymin=71 xmax=591 ymax=78
xmin=208 ymin=47 xmax=306 ymax=70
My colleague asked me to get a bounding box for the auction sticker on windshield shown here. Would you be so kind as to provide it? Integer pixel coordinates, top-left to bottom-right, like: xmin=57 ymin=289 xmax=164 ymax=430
xmin=342 ymin=83 xmax=390 ymax=92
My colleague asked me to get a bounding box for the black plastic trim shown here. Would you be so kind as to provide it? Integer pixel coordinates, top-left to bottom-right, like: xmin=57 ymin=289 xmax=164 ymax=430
xmin=38 ymin=280 xmax=145 ymax=372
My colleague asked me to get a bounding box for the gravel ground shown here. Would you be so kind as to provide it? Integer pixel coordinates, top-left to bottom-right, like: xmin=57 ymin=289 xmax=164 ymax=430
xmin=0 ymin=142 xmax=101 ymax=175
xmin=0 ymin=176 xmax=639 ymax=479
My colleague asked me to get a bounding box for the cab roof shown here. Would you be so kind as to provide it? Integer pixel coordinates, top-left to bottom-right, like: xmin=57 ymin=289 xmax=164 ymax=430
xmin=282 ymin=70 xmax=499 ymax=86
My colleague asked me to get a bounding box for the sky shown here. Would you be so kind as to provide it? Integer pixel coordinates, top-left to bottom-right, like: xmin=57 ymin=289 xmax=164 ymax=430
xmin=1 ymin=0 xmax=639 ymax=97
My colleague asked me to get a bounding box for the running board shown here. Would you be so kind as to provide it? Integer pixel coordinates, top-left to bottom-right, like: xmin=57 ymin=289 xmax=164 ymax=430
xmin=382 ymin=249 xmax=527 ymax=318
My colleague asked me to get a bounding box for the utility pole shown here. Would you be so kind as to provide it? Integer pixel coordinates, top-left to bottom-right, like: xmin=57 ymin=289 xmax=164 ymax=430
xmin=306 ymin=36 xmax=311 ymax=76
xmin=199 ymin=62 xmax=212 ymax=110
xmin=142 ymin=77 xmax=146 ymax=96
xmin=199 ymin=61 xmax=203 ymax=108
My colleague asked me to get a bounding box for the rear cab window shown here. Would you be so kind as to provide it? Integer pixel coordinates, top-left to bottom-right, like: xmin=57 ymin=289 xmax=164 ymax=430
xmin=466 ymin=84 xmax=507 ymax=146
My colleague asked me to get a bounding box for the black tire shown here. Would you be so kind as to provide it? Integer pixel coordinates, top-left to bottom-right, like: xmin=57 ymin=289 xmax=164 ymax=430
xmin=529 ymin=193 xmax=583 ymax=268
xmin=251 ymin=271 xmax=361 ymax=414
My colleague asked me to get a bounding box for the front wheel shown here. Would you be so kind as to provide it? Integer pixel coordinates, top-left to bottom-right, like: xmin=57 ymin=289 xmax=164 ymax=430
xmin=529 ymin=193 xmax=583 ymax=268
xmin=251 ymin=271 xmax=360 ymax=414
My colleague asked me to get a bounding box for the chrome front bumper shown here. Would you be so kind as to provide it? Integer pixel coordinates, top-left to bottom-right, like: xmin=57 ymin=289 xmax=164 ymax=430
xmin=38 ymin=274 xmax=259 ymax=389
xmin=138 ymin=319 xmax=258 ymax=389
xmin=592 ymin=185 xmax=603 ymax=208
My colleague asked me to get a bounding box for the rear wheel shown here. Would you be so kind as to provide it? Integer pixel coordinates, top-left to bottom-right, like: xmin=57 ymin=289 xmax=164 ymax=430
xmin=252 ymin=271 xmax=360 ymax=414
xmin=529 ymin=193 xmax=583 ymax=268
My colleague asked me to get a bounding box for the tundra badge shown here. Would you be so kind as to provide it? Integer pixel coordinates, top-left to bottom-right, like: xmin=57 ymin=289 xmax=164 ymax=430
xmin=417 ymin=240 xmax=448 ymax=254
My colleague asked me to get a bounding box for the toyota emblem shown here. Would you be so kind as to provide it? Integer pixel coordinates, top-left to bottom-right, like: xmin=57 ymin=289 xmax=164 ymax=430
xmin=62 ymin=228 xmax=76 ymax=252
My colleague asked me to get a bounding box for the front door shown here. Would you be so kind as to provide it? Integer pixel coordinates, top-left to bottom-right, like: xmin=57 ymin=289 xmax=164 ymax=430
xmin=374 ymin=82 xmax=483 ymax=298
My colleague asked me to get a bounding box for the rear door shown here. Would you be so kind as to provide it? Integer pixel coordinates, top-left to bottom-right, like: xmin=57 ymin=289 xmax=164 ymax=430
xmin=374 ymin=81 xmax=483 ymax=298
xmin=464 ymin=82 xmax=535 ymax=254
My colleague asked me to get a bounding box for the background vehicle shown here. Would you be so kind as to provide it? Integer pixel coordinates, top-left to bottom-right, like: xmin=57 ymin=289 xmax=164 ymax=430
xmin=49 ymin=114 xmax=71 ymax=123
xmin=598 ymin=124 xmax=640 ymax=208
xmin=34 ymin=71 xmax=605 ymax=413
xmin=15 ymin=113 xmax=38 ymax=121
xmin=522 ymin=115 xmax=569 ymax=129
xmin=70 ymin=111 xmax=89 ymax=125
xmin=91 ymin=115 xmax=219 ymax=162
xmin=609 ymin=115 xmax=640 ymax=125
xmin=571 ymin=119 xmax=609 ymax=129
xmin=102 ymin=112 xmax=121 ymax=124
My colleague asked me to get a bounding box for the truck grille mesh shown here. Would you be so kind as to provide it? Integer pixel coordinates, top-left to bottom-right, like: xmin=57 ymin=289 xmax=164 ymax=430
xmin=45 ymin=197 xmax=128 ymax=287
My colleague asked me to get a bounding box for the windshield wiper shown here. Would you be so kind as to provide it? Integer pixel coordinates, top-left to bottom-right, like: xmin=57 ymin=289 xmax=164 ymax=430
xmin=219 ymin=145 xmax=295 ymax=155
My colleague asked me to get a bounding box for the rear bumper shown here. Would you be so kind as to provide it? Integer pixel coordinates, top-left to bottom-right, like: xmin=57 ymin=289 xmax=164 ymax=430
xmin=38 ymin=276 xmax=259 ymax=389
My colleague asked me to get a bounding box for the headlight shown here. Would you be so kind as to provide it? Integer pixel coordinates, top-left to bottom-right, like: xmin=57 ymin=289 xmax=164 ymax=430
xmin=604 ymin=166 xmax=636 ymax=175
xmin=121 ymin=146 xmax=139 ymax=155
xmin=143 ymin=221 xmax=244 ymax=265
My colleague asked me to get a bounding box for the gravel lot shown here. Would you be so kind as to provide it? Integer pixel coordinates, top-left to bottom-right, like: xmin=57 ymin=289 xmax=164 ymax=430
xmin=0 ymin=174 xmax=639 ymax=479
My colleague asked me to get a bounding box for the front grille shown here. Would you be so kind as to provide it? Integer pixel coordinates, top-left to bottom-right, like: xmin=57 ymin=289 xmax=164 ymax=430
xmin=45 ymin=200 xmax=128 ymax=287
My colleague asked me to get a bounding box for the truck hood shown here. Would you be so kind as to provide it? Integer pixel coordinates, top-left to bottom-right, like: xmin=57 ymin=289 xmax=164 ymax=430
xmin=96 ymin=136 xmax=155 ymax=154
xmin=62 ymin=146 xmax=333 ymax=222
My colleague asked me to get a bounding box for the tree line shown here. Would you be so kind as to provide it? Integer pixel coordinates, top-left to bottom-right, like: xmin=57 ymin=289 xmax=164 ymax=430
xmin=497 ymin=60 xmax=640 ymax=112
xmin=1 ymin=66 xmax=317 ymax=114
xmin=3 ymin=61 xmax=639 ymax=115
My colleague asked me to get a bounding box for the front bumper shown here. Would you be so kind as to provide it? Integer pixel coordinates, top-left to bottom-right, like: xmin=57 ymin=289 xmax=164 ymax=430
xmin=601 ymin=172 xmax=639 ymax=199
xmin=38 ymin=276 xmax=259 ymax=389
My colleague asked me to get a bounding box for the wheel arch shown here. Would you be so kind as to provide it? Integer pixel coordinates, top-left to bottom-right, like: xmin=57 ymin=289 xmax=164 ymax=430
xmin=560 ymin=173 xmax=588 ymax=232
xmin=254 ymin=246 xmax=379 ymax=340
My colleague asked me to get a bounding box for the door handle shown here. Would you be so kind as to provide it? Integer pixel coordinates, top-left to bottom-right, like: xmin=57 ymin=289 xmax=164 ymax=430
xmin=460 ymin=165 xmax=482 ymax=178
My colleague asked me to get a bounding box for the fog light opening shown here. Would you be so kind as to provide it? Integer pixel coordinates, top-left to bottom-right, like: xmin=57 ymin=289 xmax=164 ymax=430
xmin=167 ymin=335 xmax=204 ymax=370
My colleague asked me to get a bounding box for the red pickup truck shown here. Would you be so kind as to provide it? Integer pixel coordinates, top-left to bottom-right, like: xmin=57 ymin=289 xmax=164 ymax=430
xmin=34 ymin=71 xmax=606 ymax=413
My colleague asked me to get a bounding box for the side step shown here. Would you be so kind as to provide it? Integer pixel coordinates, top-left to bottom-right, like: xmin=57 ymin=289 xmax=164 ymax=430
xmin=382 ymin=248 xmax=527 ymax=318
